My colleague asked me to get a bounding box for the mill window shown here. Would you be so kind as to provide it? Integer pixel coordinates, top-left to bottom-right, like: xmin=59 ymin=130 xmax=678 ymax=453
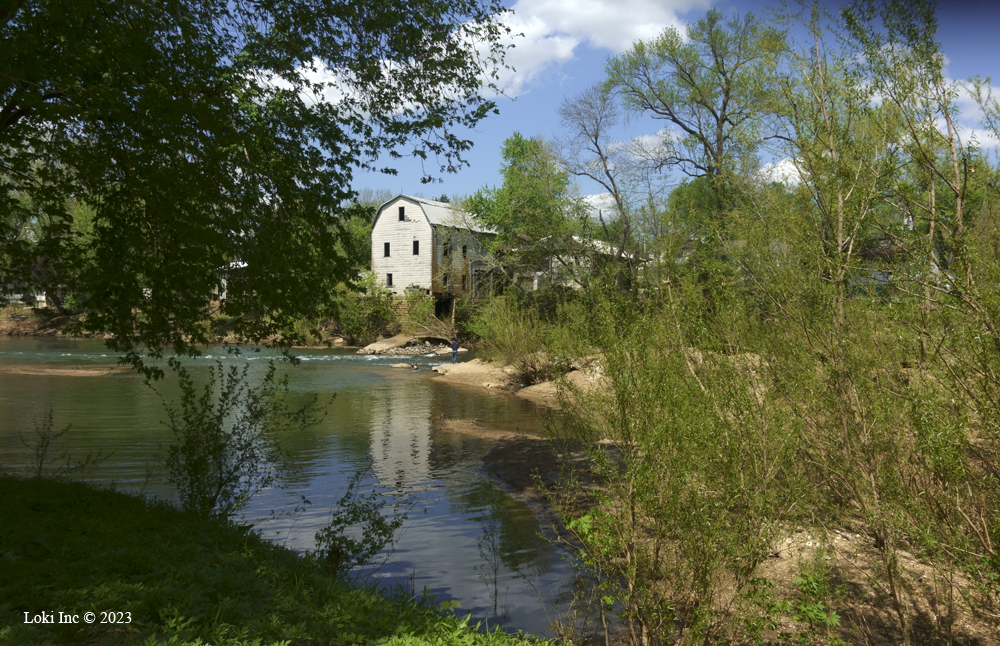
xmin=462 ymin=245 xmax=467 ymax=258
xmin=398 ymin=206 xmax=405 ymax=221
xmin=413 ymin=240 xmax=419 ymax=255
xmin=384 ymin=242 xmax=390 ymax=257
xmin=387 ymin=273 xmax=393 ymax=287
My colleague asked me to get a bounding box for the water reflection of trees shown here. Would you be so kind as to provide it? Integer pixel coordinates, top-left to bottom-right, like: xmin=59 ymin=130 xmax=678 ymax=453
xmin=453 ymin=479 xmax=556 ymax=624
xmin=0 ymin=344 xmax=577 ymax=632
xmin=426 ymin=379 xmax=546 ymax=436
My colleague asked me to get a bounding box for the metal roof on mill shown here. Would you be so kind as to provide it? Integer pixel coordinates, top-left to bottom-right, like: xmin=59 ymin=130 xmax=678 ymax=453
xmin=374 ymin=195 xmax=495 ymax=234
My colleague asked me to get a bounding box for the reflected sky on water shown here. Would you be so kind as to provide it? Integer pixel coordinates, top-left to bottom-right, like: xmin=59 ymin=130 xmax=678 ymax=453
xmin=0 ymin=338 xmax=577 ymax=635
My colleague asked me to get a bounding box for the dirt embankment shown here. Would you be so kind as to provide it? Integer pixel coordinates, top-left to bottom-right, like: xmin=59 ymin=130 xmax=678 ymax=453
xmin=1 ymin=308 xmax=353 ymax=350
xmin=514 ymin=368 xmax=608 ymax=406
xmin=430 ymin=357 xmax=607 ymax=407
xmin=0 ymin=365 xmax=129 ymax=377
xmin=0 ymin=309 xmax=106 ymax=339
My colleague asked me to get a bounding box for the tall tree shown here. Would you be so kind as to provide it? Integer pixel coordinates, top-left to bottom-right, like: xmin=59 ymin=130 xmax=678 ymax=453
xmin=0 ymin=0 xmax=509 ymax=374
xmin=777 ymin=3 xmax=896 ymax=336
xmin=467 ymin=132 xmax=584 ymax=288
xmin=763 ymin=6 xmax=916 ymax=639
xmin=605 ymin=8 xmax=786 ymax=222
xmin=559 ymin=86 xmax=659 ymax=285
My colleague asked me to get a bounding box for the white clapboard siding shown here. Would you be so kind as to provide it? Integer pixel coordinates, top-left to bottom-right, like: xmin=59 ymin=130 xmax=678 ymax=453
xmin=371 ymin=196 xmax=434 ymax=294
xmin=371 ymin=194 xmax=493 ymax=295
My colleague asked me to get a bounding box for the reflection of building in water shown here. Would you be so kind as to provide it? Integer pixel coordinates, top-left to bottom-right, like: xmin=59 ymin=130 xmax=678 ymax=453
xmin=369 ymin=387 xmax=432 ymax=491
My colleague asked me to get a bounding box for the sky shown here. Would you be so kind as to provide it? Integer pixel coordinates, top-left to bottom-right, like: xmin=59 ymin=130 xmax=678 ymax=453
xmin=350 ymin=0 xmax=1000 ymax=204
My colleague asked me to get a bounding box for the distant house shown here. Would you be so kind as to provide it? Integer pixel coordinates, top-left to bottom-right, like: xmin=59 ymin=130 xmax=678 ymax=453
xmin=371 ymin=195 xmax=492 ymax=306
xmin=215 ymin=261 xmax=247 ymax=302
xmin=528 ymin=236 xmax=644 ymax=291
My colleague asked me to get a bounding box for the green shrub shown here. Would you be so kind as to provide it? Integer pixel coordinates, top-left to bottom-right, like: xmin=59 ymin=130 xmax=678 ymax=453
xmin=338 ymin=270 xmax=399 ymax=345
xmin=161 ymin=360 xmax=317 ymax=518
xmin=315 ymin=468 xmax=407 ymax=580
xmin=454 ymin=295 xmax=482 ymax=338
xmin=12 ymin=408 xmax=110 ymax=478
xmin=402 ymin=287 xmax=436 ymax=334
xmin=547 ymin=289 xmax=804 ymax=645
xmin=467 ymin=293 xmax=549 ymax=384
xmin=541 ymin=299 xmax=592 ymax=365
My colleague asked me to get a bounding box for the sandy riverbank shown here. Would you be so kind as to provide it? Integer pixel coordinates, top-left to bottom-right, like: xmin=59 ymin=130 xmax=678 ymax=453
xmin=429 ymin=358 xmax=512 ymax=389
xmin=0 ymin=365 xmax=130 ymax=376
xmin=430 ymin=357 xmax=607 ymax=408
xmin=0 ymin=310 xmax=106 ymax=339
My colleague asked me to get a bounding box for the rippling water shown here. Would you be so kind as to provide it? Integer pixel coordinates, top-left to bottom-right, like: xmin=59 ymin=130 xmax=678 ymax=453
xmin=0 ymin=338 xmax=575 ymax=634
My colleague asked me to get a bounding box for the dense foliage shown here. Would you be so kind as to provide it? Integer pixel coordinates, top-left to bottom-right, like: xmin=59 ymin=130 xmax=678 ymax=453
xmin=0 ymin=0 xmax=509 ymax=375
xmin=466 ymin=133 xmax=588 ymax=288
xmin=466 ymin=1 xmax=1000 ymax=643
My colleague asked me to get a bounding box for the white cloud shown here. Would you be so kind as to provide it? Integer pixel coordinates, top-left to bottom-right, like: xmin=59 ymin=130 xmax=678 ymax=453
xmin=631 ymin=132 xmax=668 ymax=150
xmin=584 ymin=191 xmax=615 ymax=208
xmin=498 ymin=0 xmax=711 ymax=96
xmin=869 ymin=69 xmax=1000 ymax=150
xmin=295 ymin=61 xmax=348 ymax=107
xmin=268 ymin=1 xmax=714 ymax=107
xmin=891 ymin=79 xmax=1000 ymax=151
xmin=583 ymin=192 xmax=617 ymax=219
xmin=259 ymin=62 xmax=348 ymax=108
xmin=629 ymin=128 xmax=678 ymax=161
xmin=494 ymin=12 xmax=580 ymax=97
xmin=950 ymin=83 xmax=1000 ymax=149
xmin=760 ymin=158 xmax=803 ymax=186
xmin=514 ymin=0 xmax=705 ymax=52
xmin=962 ymin=128 xmax=1000 ymax=149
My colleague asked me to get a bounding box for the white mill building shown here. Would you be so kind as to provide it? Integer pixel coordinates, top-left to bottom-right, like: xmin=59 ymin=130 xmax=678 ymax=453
xmin=370 ymin=195 xmax=492 ymax=308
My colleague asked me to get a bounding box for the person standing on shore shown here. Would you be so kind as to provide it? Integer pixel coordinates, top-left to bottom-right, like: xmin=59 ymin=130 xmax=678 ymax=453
xmin=451 ymin=336 xmax=459 ymax=363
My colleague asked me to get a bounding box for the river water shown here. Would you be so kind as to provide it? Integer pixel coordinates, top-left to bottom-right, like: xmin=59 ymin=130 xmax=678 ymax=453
xmin=0 ymin=338 xmax=575 ymax=635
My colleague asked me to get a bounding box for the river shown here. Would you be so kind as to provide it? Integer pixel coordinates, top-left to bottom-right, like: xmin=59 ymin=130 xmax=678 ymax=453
xmin=0 ymin=338 xmax=576 ymax=635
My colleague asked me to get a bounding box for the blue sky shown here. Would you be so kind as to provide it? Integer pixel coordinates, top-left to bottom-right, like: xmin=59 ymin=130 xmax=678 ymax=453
xmin=350 ymin=0 xmax=1000 ymax=204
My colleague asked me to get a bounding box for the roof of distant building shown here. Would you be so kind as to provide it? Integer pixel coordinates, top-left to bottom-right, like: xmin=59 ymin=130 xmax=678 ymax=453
xmin=377 ymin=194 xmax=495 ymax=234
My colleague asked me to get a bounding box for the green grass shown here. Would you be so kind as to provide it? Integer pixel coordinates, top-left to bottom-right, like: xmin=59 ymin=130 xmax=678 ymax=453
xmin=0 ymin=477 xmax=546 ymax=646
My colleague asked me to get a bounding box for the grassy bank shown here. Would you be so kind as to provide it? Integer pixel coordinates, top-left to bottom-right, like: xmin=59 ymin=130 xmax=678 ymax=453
xmin=0 ymin=476 xmax=543 ymax=646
